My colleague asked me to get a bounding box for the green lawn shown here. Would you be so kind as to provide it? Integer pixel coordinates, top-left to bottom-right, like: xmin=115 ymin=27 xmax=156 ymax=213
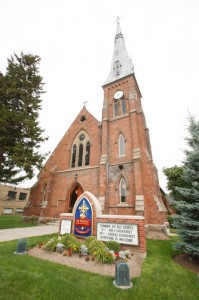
xmin=0 ymin=215 xmax=38 ymax=229
xmin=0 ymin=235 xmax=198 ymax=300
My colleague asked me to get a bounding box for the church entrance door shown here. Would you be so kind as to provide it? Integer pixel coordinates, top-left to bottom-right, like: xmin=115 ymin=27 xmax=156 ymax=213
xmin=69 ymin=184 xmax=84 ymax=213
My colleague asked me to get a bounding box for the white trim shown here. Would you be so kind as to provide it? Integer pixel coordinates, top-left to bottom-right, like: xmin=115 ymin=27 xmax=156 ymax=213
xmin=97 ymin=214 xmax=144 ymax=220
xmin=60 ymin=213 xmax=73 ymax=217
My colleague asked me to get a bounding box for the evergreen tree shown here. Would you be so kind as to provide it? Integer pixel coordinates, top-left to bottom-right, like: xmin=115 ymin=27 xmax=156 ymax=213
xmin=0 ymin=52 xmax=48 ymax=183
xmin=174 ymin=116 xmax=199 ymax=259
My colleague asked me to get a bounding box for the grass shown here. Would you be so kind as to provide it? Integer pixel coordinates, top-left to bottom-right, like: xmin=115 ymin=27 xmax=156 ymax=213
xmin=0 ymin=215 xmax=38 ymax=229
xmin=0 ymin=235 xmax=198 ymax=300
xmin=170 ymin=228 xmax=177 ymax=234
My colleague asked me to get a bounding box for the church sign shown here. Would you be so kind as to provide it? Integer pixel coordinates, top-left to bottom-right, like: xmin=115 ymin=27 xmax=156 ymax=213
xmin=74 ymin=197 xmax=93 ymax=238
xmin=60 ymin=219 xmax=72 ymax=235
xmin=97 ymin=223 xmax=138 ymax=246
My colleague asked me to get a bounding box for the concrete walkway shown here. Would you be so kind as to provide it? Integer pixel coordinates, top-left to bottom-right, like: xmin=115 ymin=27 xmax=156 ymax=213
xmin=0 ymin=223 xmax=59 ymax=242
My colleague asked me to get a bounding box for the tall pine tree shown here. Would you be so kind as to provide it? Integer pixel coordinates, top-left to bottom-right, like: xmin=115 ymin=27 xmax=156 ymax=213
xmin=174 ymin=116 xmax=199 ymax=259
xmin=0 ymin=52 xmax=48 ymax=183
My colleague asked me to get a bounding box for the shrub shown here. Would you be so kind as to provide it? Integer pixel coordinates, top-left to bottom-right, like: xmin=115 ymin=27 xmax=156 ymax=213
xmin=39 ymin=219 xmax=49 ymax=224
xmin=84 ymin=236 xmax=96 ymax=247
xmin=60 ymin=234 xmax=77 ymax=250
xmin=94 ymin=246 xmax=108 ymax=264
xmin=87 ymin=238 xmax=104 ymax=254
xmin=104 ymin=252 xmax=114 ymax=264
xmin=106 ymin=240 xmax=121 ymax=252
xmin=72 ymin=241 xmax=81 ymax=253
xmin=44 ymin=238 xmax=58 ymax=252
xmin=23 ymin=216 xmax=29 ymax=222
xmin=168 ymin=215 xmax=174 ymax=228
xmin=23 ymin=216 xmax=38 ymax=223
xmin=89 ymin=240 xmax=108 ymax=263
xmin=30 ymin=215 xmax=38 ymax=223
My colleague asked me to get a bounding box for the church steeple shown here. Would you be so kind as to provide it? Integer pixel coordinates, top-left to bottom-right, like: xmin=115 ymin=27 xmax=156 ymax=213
xmin=104 ymin=17 xmax=134 ymax=85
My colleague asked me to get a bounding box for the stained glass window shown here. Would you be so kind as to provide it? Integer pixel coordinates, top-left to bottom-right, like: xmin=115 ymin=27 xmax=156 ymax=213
xmin=85 ymin=141 xmax=90 ymax=166
xmin=119 ymin=178 xmax=126 ymax=203
xmin=71 ymin=144 xmax=77 ymax=168
xmin=78 ymin=144 xmax=83 ymax=167
xmin=121 ymin=98 xmax=126 ymax=114
xmin=114 ymin=100 xmax=119 ymax=116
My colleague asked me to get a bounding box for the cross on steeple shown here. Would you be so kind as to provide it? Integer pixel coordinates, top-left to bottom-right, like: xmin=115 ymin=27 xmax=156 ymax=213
xmin=116 ymin=16 xmax=120 ymax=24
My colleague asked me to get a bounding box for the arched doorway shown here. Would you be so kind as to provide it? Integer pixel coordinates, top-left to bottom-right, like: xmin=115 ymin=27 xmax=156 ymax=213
xmin=68 ymin=183 xmax=84 ymax=213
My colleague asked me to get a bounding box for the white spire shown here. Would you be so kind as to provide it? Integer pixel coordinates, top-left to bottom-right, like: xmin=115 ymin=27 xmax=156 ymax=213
xmin=115 ymin=16 xmax=122 ymax=36
xmin=104 ymin=18 xmax=134 ymax=85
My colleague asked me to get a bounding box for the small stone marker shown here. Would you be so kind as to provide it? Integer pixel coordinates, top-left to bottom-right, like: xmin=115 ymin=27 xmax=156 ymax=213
xmin=113 ymin=261 xmax=132 ymax=289
xmin=14 ymin=238 xmax=27 ymax=255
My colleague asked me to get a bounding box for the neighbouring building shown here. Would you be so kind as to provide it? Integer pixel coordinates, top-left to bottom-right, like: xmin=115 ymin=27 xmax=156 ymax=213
xmin=0 ymin=184 xmax=30 ymax=215
xmin=24 ymin=20 xmax=167 ymax=227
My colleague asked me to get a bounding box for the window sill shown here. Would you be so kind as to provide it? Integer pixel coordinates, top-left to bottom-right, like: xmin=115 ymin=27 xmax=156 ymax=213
xmin=4 ymin=199 xmax=16 ymax=201
xmin=111 ymin=114 xmax=129 ymax=121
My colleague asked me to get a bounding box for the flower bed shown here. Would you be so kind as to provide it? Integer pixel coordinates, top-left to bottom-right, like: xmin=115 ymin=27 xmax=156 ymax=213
xmin=39 ymin=234 xmax=132 ymax=264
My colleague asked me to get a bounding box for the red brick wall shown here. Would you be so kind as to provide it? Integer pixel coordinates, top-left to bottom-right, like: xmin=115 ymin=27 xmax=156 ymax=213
xmin=24 ymin=107 xmax=102 ymax=218
xmin=102 ymin=75 xmax=167 ymax=225
xmin=25 ymin=74 xmax=167 ymax=228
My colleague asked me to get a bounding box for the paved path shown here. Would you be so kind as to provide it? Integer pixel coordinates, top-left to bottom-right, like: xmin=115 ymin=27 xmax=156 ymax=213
xmin=0 ymin=223 xmax=59 ymax=242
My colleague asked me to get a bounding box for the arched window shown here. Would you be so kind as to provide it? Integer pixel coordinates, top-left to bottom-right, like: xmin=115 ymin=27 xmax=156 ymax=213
xmin=42 ymin=183 xmax=47 ymax=203
xmin=78 ymin=144 xmax=83 ymax=167
xmin=118 ymin=134 xmax=125 ymax=156
xmin=71 ymin=144 xmax=77 ymax=168
xmin=119 ymin=178 xmax=126 ymax=203
xmin=85 ymin=141 xmax=90 ymax=166
xmin=113 ymin=90 xmax=127 ymax=118
xmin=121 ymin=98 xmax=126 ymax=115
xmin=70 ymin=131 xmax=91 ymax=168
xmin=114 ymin=100 xmax=119 ymax=117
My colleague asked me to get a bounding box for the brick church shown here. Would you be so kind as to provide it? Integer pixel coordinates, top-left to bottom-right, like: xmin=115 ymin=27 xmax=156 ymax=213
xmin=24 ymin=20 xmax=167 ymax=226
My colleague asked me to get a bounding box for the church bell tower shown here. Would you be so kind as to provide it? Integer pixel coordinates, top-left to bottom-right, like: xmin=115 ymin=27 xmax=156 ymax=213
xmin=99 ymin=18 xmax=167 ymax=225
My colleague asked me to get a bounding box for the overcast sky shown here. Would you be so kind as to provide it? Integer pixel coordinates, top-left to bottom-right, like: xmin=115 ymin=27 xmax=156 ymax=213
xmin=1 ymin=0 xmax=199 ymax=191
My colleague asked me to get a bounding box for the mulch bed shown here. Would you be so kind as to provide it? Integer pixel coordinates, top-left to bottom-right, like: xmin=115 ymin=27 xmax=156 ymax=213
xmin=173 ymin=254 xmax=199 ymax=274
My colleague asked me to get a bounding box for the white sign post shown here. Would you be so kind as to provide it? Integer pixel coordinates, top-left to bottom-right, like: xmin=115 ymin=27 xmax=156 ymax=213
xmin=60 ymin=220 xmax=72 ymax=235
xmin=97 ymin=223 xmax=139 ymax=246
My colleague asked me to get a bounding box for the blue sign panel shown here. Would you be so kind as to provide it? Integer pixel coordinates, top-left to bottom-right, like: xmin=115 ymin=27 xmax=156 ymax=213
xmin=74 ymin=196 xmax=92 ymax=238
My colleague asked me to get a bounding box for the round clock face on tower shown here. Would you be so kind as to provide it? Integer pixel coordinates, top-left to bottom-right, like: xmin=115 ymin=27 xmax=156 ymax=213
xmin=114 ymin=90 xmax=124 ymax=100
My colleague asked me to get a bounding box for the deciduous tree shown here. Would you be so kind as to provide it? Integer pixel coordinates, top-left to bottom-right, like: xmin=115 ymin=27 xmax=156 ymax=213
xmin=163 ymin=165 xmax=189 ymax=201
